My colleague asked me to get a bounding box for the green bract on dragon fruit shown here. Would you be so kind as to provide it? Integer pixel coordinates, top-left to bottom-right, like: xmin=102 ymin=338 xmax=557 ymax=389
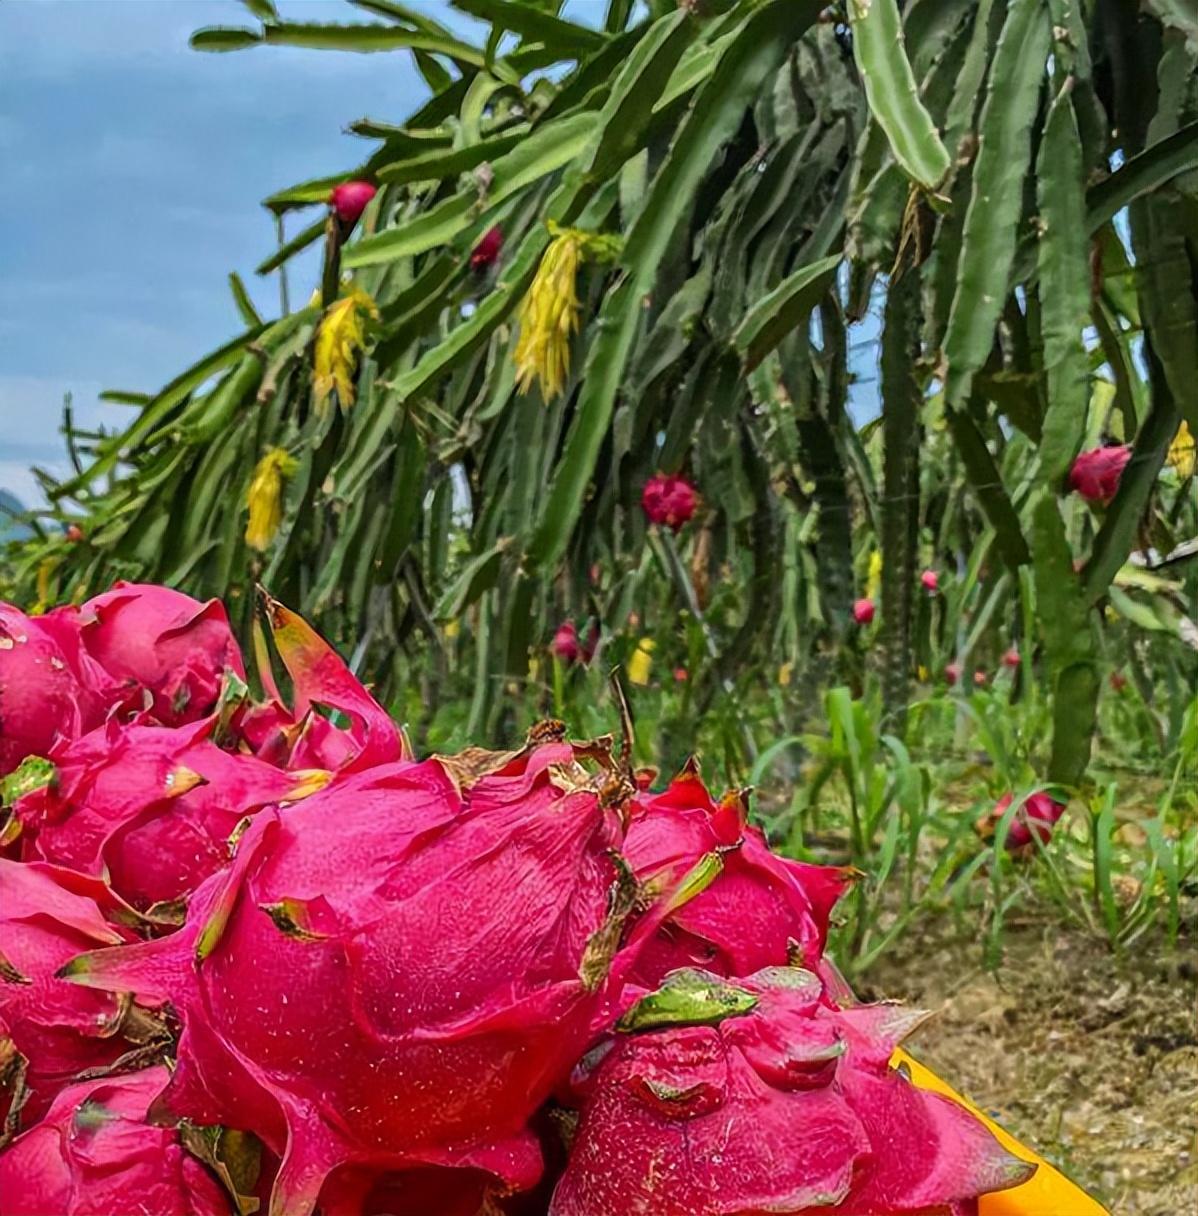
xmin=0 ymin=584 xmax=1048 ymax=1215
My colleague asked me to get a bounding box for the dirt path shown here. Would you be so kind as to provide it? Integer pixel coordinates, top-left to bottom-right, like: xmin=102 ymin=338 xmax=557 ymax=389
xmin=862 ymin=921 xmax=1197 ymax=1215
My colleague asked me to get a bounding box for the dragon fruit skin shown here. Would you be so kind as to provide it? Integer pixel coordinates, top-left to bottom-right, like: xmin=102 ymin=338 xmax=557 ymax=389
xmin=622 ymin=763 xmax=853 ymax=988
xmin=0 ymin=604 xmax=110 ymax=777
xmin=0 ymin=859 xmax=143 ymax=1126
xmin=0 ymin=1066 xmax=228 ymax=1216
xmin=64 ymin=740 xmax=624 ymax=1216
xmin=551 ymin=969 xmax=1034 ymax=1216
xmin=74 ymin=583 xmax=245 ymax=726
xmin=16 ymin=718 xmax=329 ymax=910
xmin=235 ymin=594 xmax=404 ymax=774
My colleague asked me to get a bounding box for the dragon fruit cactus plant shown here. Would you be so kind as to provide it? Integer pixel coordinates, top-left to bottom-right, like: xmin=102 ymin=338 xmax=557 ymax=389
xmin=63 ymin=730 xmax=630 ymax=1215
xmin=0 ymin=1067 xmax=228 ymax=1216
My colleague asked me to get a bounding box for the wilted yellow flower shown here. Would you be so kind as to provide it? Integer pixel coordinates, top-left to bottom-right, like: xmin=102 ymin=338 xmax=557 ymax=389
xmin=245 ymin=448 xmax=298 ymax=552
xmin=313 ymin=286 xmax=379 ymax=412
xmin=514 ymin=226 xmax=582 ymax=401
xmin=627 ymin=637 xmax=655 ymax=687
xmin=917 ymin=664 xmax=929 ymax=682
xmin=865 ymin=550 xmax=882 ymax=601
xmin=778 ymin=662 xmax=793 ymax=687
xmin=1167 ymin=421 xmax=1195 ymax=478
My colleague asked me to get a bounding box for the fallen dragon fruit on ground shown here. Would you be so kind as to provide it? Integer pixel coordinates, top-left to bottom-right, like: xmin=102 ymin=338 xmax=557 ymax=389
xmin=0 ymin=583 xmax=1055 ymax=1215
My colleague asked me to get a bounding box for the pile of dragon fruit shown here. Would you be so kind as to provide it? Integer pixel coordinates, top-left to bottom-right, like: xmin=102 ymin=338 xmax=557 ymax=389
xmin=0 ymin=582 xmax=1035 ymax=1216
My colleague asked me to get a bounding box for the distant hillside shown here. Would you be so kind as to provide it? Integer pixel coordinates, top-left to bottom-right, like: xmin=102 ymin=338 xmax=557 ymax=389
xmin=0 ymin=489 xmax=32 ymax=542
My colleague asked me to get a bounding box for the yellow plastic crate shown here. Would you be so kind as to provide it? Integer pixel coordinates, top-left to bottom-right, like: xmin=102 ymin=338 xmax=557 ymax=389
xmin=893 ymin=1049 xmax=1110 ymax=1215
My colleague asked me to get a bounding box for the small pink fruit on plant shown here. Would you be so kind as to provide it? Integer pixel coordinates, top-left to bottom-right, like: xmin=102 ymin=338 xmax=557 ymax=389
xmin=977 ymin=792 xmax=1067 ymax=852
xmin=974 ymin=669 xmax=988 ymax=687
xmin=920 ymin=569 xmax=939 ymax=593
xmin=470 ymin=225 xmax=504 ymax=270
xmin=551 ymin=968 xmax=1034 ymax=1216
xmin=1110 ymin=671 xmax=1128 ymax=692
xmin=0 ymin=858 xmax=145 ymax=1126
xmin=1069 ymin=444 xmax=1131 ymax=504
xmin=551 ymin=621 xmax=582 ymax=663
xmin=641 ymin=474 xmax=697 ymax=531
xmin=852 ymin=598 xmax=875 ymax=625
xmin=65 ymin=524 xmax=84 ymax=542
xmin=0 ymin=1067 xmax=228 ymax=1216
xmin=75 ymin=583 xmax=245 ymax=726
xmin=673 ymin=667 xmax=688 ymax=683
xmin=1002 ymin=647 xmax=1021 ymax=669
xmin=944 ymin=662 xmax=962 ymax=686
xmin=64 ymin=736 xmax=626 ymax=1215
xmin=329 ymin=179 xmax=377 ymax=226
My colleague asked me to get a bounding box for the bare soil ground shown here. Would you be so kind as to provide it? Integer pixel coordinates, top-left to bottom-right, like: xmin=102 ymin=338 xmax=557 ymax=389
xmin=863 ymin=920 xmax=1198 ymax=1215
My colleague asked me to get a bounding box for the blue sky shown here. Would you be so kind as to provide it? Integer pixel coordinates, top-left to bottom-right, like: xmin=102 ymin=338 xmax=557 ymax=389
xmin=0 ymin=0 xmax=466 ymax=505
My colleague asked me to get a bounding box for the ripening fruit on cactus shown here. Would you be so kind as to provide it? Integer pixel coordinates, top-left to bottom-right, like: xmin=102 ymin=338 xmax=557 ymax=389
xmin=1069 ymin=444 xmax=1131 ymax=504
xmin=1110 ymin=670 xmax=1128 ymax=692
xmin=977 ymin=792 xmax=1067 ymax=852
xmin=621 ymin=762 xmax=852 ymax=989
xmin=0 ymin=604 xmax=110 ymax=777
xmin=71 ymin=583 xmax=245 ymax=727
xmin=1002 ymin=646 xmax=1021 ymax=669
xmin=551 ymin=621 xmax=582 ymax=663
xmin=65 ymin=523 xmax=84 ymax=542
xmin=64 ymin=734 xmax=629 ymax=1215
xmin=328 ymin=179 xmax=377 ymax=227
xmin=551 ymin=968 xmax=1034 ymax=1216
xmin=0 ymin=1067 xmax=228 ymax=1216
xmin=920 ymin=568 xmax=939 ymax=593
xmin=470 ymin=225 xmax=504 ymax=271
xmin=641 ymin=473 xmax=697 ymax=532
xmin=0 ymin=859 xmax=149 ymax=1126
xmin=852 ymin=597 xmax=875 ymax=625
xmin=15 ymin=719 xmax=329 ymax=909
xmin=944 ymin=662 xmax=962 ymax=687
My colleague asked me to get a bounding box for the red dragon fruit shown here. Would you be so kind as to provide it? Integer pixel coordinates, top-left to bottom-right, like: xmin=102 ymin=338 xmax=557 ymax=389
xmin=852 ymin=597 xmax=875 ymax=625
xmin=977 ymin=791 xmax=1067 ymax=852
xmin=470 ymin=225 xmax=504 ymax=271
xmin=16 ymin=717 xmax=330 ymax=910
xmin=0 ymin=604 xmax=111 ymax=776
xmin=74 ymin=583 xmax=245 ymax=726
xmin=641 ymin=474 xmax=697 ymax=532
xmin=621 ymin=762 xmax=853 ymax=990
xmin=0 ymin=858 xmax=149 ymax=1127
xmin=551 ymin=967 xmax=1034 ymax=1216
xmin=64 ymin=733 xmax=627 ymax=1215
xmin=329 ymin=180 xmax=377 ymax=227
xmin=235 ymin=593 xmax=404 ymax=774
xmin=1069 ymin=444 xmax=1131 ymax=504
xmin=0 ymin=1066 xmax=228 ymax=1216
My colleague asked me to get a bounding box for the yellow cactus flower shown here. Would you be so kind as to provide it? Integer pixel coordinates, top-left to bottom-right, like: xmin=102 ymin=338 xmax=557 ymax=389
xmin=627 ymin=637 xmax=655 ymax=687
xmin=443 ymin=618 xmax=461 ymax=641
xmin=514 ymin=225 xmax=583 ymax=401
xmin=313 ymin=286 xmax=379 ymax=412
xmin=865 ymin=550 xmax=882 ymax=601
xmin=1167 ymin=420 xmax=1195 ymax=478
xmin=245 ymin=448 xmax=299 ymax=552
xmin=778 ymin=662 xmax=793 ymax=687
xmin=917 ymin=664 xmax=929 ymax=682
